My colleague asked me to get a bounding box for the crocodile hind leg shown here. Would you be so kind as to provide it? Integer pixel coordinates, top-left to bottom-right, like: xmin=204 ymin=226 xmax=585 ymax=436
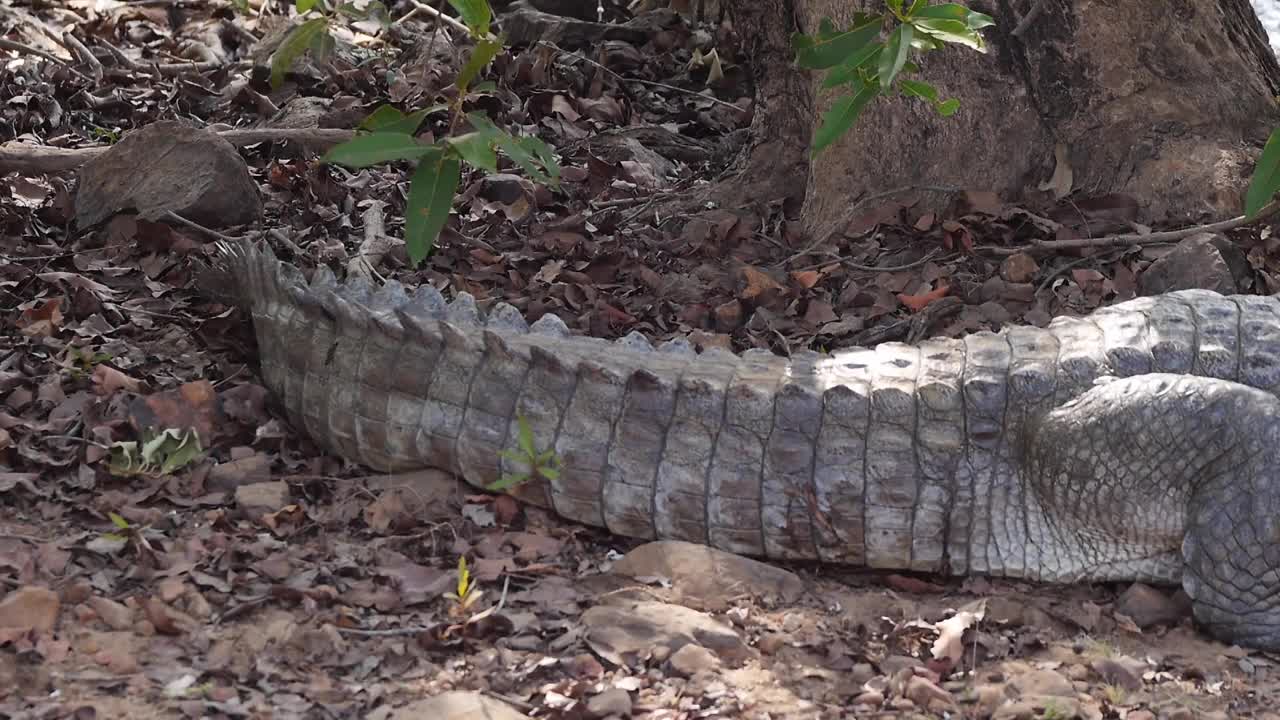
xmin=1022 ymin=373 xmax=1280 ymax=649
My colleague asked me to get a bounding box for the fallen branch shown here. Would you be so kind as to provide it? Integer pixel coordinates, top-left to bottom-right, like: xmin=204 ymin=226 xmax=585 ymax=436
xmin=0 ymin=127 xmax=356 ymax=175
xmin=0 ymin=37 xmax=93 ymax=82
xmin=96 ymin=37 xmax=246 ymax=77
xmin=979 ymin=199 xmax=1280 ymax=256
xmin=59 ymin=32 xmax=103 ymax=81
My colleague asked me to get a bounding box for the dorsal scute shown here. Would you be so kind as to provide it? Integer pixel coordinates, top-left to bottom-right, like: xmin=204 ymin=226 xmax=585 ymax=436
xmin=530 ymin=312 xmax=571 ymax=337
xmin=487 ymin=302 xmax=530 ymax=333
xmin=446 ymin=292 xmax=481 ymax=326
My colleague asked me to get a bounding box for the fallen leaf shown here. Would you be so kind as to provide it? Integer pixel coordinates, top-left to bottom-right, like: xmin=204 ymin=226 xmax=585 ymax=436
xmin=92 ymin=365 xmax=143 ymax=395
xmin=17 ymin=298 xmax=63 ymax=337
xmin=897 ymin=282 xmax=949 ymax=312
xmin=1038 ymin=142 xmax=1073 ymax=199
xmin=931 ymin=598 xmax=987 ymax=669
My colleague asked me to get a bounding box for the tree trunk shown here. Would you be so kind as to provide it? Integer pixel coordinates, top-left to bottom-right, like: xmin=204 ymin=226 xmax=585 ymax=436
xmin=723 ymin=0 xmax=1280 ymax=244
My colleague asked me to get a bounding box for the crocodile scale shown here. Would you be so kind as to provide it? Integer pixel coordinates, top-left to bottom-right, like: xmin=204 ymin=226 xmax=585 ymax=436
xmin=204 ymin=240 xmax=1280 ymax=650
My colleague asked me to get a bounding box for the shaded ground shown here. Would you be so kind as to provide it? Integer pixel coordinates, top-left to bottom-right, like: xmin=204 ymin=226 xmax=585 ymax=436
xmin=4 ymin=0 xmax=1280 ymax=718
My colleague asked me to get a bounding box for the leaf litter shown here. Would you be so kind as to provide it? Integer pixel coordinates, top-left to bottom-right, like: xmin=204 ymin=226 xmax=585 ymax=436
xmin=0 ymin=0 xmax=1277 ymax=717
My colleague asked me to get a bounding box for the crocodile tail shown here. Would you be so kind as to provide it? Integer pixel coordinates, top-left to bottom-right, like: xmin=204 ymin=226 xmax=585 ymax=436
xmin=202 ymin=239 xmax=922 ymax=565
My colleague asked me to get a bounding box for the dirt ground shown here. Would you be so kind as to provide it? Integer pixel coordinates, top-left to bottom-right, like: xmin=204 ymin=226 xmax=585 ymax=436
xmin=5 ymin=0 xmax=1280 ymax=718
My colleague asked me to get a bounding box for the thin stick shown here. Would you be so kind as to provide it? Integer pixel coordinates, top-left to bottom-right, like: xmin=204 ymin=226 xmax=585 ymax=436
xmin=59 ymin=33 xmax=104 ymax=80
xmin=979 ymin=199 xmax=1280 ymax=256
xmin=162 ymin=211 xmax=242 ymax=243
xmin=0 ymin=127 xmax=355 ymax=175
xmin=0 ymin=37 xmax=68 ymax=66
xmin=408 ymin=0 xmax=469 ymax=33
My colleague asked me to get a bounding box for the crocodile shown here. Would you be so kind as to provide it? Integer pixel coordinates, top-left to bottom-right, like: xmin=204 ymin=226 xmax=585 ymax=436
xmin=204 ymin=239 xmax=1280 ymax=651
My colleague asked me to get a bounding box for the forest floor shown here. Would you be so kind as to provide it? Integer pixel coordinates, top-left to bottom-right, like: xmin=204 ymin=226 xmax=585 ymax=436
xmin=3 ymin=1 xmax=1280 ymax=718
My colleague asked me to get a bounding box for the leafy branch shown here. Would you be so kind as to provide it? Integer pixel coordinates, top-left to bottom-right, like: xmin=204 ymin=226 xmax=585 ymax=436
xmin=266 ymin=0 xmax=390 ymax=89
xmin=321 ymin=0 xmax=560 ymax=264
xmin=792 ymin=1 xmax=994 ymax=155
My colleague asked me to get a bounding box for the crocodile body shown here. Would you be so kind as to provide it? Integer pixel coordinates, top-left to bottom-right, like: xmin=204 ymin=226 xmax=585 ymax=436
xmin=207 ymin=241 xmax=1280 ymax=650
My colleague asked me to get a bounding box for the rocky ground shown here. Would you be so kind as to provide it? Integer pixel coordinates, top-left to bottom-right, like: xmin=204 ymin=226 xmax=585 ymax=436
xmin=4 ymin=1 xmax=1280 ymax=718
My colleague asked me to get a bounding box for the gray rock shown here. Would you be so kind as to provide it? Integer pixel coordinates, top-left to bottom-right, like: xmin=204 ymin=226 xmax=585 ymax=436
xmin=904 ymin=675 xmax=955 ymax=709
xmin=582 ymin=600 xmax=751 ymax=668
xmin=384 ymin=691 xmax=531 ymax=720
xmin=1009 ymin=669 xmax=1074 ymax=698
xmin=75 ymin=121 xmax=260 ymax=229
xmin=235 ymin=481 xmax=292 ymax=517
xmin=667 ymin=643 xmax=721 ymax=677
xmin=586 ymin=688 xmax=632 ymax=718
xmin=1090 ymin=656 xmax=1145 ymax=691
xmin=610 ymin=540 xmax=804 ymax=611
xmin=1114 ymin=582 xmax=1191 ymax=629
xmin=1138 ymin=233 xmax=1246 ymax=296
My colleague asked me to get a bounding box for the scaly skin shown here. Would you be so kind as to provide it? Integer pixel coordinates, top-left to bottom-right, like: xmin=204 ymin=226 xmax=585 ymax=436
xmin=205 ymin=240 xmax=1280 ymax=650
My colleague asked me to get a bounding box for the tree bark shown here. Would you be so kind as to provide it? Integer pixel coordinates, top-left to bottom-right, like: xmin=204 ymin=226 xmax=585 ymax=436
xmin=723 ymin=0 xmax=1280 ymax=244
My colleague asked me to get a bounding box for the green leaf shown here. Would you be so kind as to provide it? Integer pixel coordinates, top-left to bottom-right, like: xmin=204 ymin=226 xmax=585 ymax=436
xmin=1246 ymin=126 xmax=1280 ymax=217
xmin=911 ymin=17 xmax=987 ymax=52
xmin=517 ymin=415 xmax=536 ymax=456
xmin=886 ymin=0 xmax=903 ymax=15
xmin=509 ymin=135 xmax=560 ymax=185
xmin=309 ymin=27 xmax=336 ymax=63
xmin=487 ymin=473 xmax=528 ymax=492
xmin=470 ymin=80 xmax=498 ymax=94
xmin=821 ymin=42 xmax=881 ymax=88
xmin=812 ymin=79 xmax=880 ymax=155
xmin=269 ymin=17 xmax=329 ymax=89
xmin=296 ymin=0 xmax=317 ymax=13
xmin=232 ymin=0 xmax=250 ymax=13
xmin=878 ymin=23 xmax=912 ymax=88
xmin=904 ymin=0 xmax=924 ymax=16
xmin=380 ymin=108 xmax=435 ymax=135
xmin=909 ymin=35 xmax=945 ymax=52
xmin=365 ymin=1 xmax=391 ymax=25
xmin=149 ymin=428 xmax=202 ymax=475
xmin=911 ymin=4 xmax=994 ymax=30
xmin=456 ymin=37 xmax=502 ymax=93
xmin=360 ymin=104 xmax=445 ymax=135
xmin=793 ymin=16 xmax=883 ymax=70
xmin=936 ymin=98 xmax=960 ymax=116
xmin=965 ymin=10 xmax=995 ymax=29
xmin=404 ymin=150 xmax=461 ymax=264
xmin=498 ymin=448 xmax=527 ymax=464
xmin=899 ymin=78 xmax=938 ymax=102
xmin=359 ymin=104 xmax=406 ymax=131
xmin=323 ymin=133 xmax=437 ymax=168
xmin=110 ymin=512 xmax=131 ymax=530
xmin=447 ymin=0 xmax=491 ymax=34
xmin=538 ymin=466 xmax=560 ymax=481
xmin=912 ymin=3 xmax=968 ymax=20
xmin=468 ymin=113 xmax=560 ymax=185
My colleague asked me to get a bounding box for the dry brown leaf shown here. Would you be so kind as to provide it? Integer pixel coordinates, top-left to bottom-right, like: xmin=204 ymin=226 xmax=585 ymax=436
xmin=897 ymin=282 xmax=950 ymax=312
xmin=91 ymin=364 xmax=143 ymax=395
xmin=735 ymin=266 xmax=785 ymax=303
xmin=1038 ymin=142 xmax=1074 ymax=199
xmin=790 ymin=269 xmax=822 ymax=289
xmin=885 ymin=574 xmax=945 ymax=594
xmin=17 ymin=298 xmax=63 ymax=337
